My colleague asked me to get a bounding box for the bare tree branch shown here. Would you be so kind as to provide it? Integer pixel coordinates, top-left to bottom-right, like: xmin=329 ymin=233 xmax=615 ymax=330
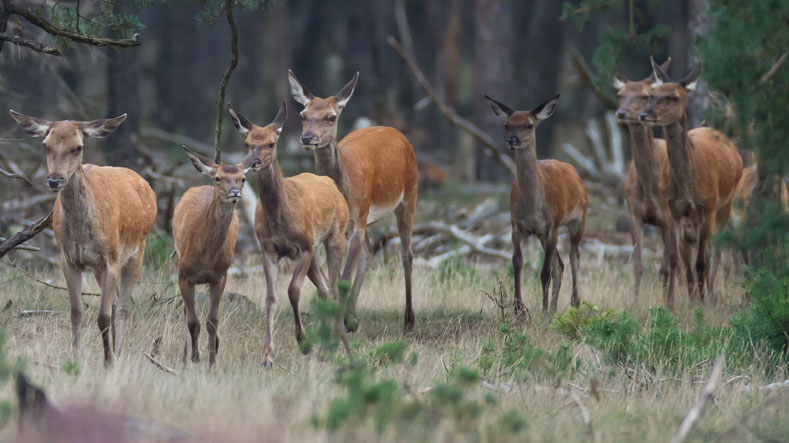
xmin=212 ymin=0 xmax=239 ymax=164
xmin=568 ymin=46 xmax=618 ymax=111
xmin=9 ymin=5 xmax=141 ymax=49
xmin=0 ymin=210 xmax=52 ymax=259
xmin=0 ymin=164 xmax=32 ymax=186
xmin=387 ymin=36 xmax=516 ymax=176
xmin=6 ymin=259 xmax=100 ymax=296
xmin=759 ymin=51 xmax=788 ymax=83
xmin=0 ymin=31 xmax=61 ymax=55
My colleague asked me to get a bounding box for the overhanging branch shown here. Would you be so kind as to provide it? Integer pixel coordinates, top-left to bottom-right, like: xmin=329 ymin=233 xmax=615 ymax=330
xmin=9 ymin=5 xmax=141 ymax=49
xmin=0 ymin=210 xmax=52 ymax=259
xmin=568 ymin=45 xmax=618 ymax=111
xmin=213 ymin=0 xmax=239 ymax=164
xmin=0 ymin=31 xmax=61 ymax=55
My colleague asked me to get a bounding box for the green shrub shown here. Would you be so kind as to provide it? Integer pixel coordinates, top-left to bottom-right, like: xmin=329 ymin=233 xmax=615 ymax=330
xmin=550 ymin=301 xmax=622 ymax=339
xmin=478 ymin=324 xmax=579 ymax=380
xmin=143 ymin=228 xmax=174 ymax=270
xmin=436 ymin=255 xmax=478 ymax=283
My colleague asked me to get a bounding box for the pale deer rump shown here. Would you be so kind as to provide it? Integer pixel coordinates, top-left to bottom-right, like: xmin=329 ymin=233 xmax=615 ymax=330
xmin=53 ymin=164 xmax=157 ymax=268
xmin=337 ymin=126 xmax=419 ymax=226
xmin=172 ymin=185 xmax=240 ymax=283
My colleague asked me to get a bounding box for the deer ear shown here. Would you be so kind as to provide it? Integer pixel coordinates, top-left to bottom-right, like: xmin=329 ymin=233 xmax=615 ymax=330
xmin=681 ymin=63 xmax=702 ymax=91
xmin=182 ymin=145 xmax=215 ymax=176
xmin=641 ymin=57 xmax=672 ymax=83
xmin=532 ymin=94 xmax=560 ymax=121
xmin=613 ymin=76 xmax=626 ymax=91
xmin=649 ymin=56 xmax=670 ymax=88
xmin=9 ymin=110 xmax=51 ymax=137
xmin=227 ymin=102 xmax=254 ymax=135
xmin=335 ymin=71 xmax=359 ymax=110
xmin=484 ymin=95 xmax=513 ymax=121
xmin=240 ymin=148 xmax=261 ymax=173
xmin=81 ymin=114 xmax=127 ymax=138
xmin=288 ymin=69 xmax=314 ymax=106
xmin=272 ymin=100 xmax=287 ymax=134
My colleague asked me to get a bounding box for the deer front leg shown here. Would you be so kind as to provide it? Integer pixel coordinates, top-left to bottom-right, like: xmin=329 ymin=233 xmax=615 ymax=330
xmin=114 ymin=250 xmax=143 ymax=357
xmin=569 ymin=225 xmax=583 ymax=309
xmin=62 ymin=259 xmax=83 ymax=361
xmin=665 ymin=221 xmax=679 ymax=310
xmin=206 ymin=275 xmax=226 ymax=369
xmin=307 ymin=257 xmax=331 ymax=299
xmin=179 ymin=276 xmax=200 ymax=365
xmin=539 ymin=232 xmax=558 ymax=312
xmin=550 ymin=253 xmax=564 ymax=312
xmin=289 ymin=251 xmax=314 ymax=353
xmin=630 ymin=212 xmax=645 ymax=298
xmin=347 ymin=233 xmax=372 ymax=333
xmin=261 ymin=253 xmax=279 ymax=368
xmin=696 ymin=216 xmax=714 ymax=302
xmin=511 ymin=228 xmax=525 ymax=316
xmin=95 ymin=263 xmax=119 ymax=367
xmin=341 ymin=227 xmax=365 ymax=283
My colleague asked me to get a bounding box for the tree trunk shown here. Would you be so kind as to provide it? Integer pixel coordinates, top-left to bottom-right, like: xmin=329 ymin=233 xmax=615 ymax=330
xmin=106 ymin=2 xmax=141 ymax=169
xmin=472 ymin=0 xmax=512 ymax=181
xmin=0 ymin=0 xmax=9 ymax=54
xmin=687 ymin=0 xmax=710 ymax=128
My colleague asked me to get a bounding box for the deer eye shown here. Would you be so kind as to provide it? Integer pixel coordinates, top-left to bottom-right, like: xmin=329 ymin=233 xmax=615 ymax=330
xmin=242 ymin=178 xmax=246 ymax=183
xmin=670 ymin=96 xmax=680 ymax=102
xmin=269 ymin=143 xmax=275 ymax=148
xmin=215 ymin=177 xmax=221 ymax=183
xmin=526 ymin=124 xmax=534 ymax=130
xmin=329 ymin=115 xmax=337 ymax=122
xmin=73 ymin=146 xmax=83 ymax=153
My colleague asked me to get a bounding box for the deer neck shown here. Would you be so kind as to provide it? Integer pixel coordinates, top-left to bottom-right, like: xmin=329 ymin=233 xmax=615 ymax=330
xmin=203 ymin=193 xmax=236 ymax=255
xmin=255 ymin=160 xmax=290 ymax=223
xmin=58 ymin=166 xmax=96 ymax=228
xmin=314 ymin=140 xmax=349 ymax=202
xmin=663 ymin=116 xmax=697 ymax=201
xmin=513 ymin=147 xmax=546 ymax=212
xmin=627 ymin=123 xmax=661 ymax=195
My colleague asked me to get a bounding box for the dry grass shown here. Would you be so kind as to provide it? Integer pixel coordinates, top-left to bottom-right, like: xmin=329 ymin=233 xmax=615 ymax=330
xmin=0 ymin=244 xmax=787 ymax=442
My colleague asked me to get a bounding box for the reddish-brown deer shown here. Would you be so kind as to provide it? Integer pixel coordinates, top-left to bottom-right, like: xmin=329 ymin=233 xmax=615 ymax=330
xmin=484 ymin=95 xmax=588 ymax=313
xmin=9 ymin=110 xmax=157 ymax=366
xmin=227 ymin=100 xmax=349 ymax=367
xmin=613 ymin=57 xmax=672 ymax=298
xmin=640 ymin=58 xmax=743 ymax=305
xmin=171 ymin=146 xmax=256 ymax=368
xmin=288 ymin=70 xmax=419 ymax=332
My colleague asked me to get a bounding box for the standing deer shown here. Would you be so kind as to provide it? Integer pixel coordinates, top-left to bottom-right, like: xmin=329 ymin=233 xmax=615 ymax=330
xmin=613 ymin=57 xmax=672 ymax=298
xmin=172 ymin=146 xmax=256 ymax=368
xmin=640 ymin=58 xmax=743 ymax=305
xmin=288 ymin=70 xmax=419 ymax=332
xmin=227 ymin=100 xmax=348 ymax=367
xmin=484 ymin=95 xmax=588 ymax=313
xmin=9 ymin=110 xmax=157 ymax=366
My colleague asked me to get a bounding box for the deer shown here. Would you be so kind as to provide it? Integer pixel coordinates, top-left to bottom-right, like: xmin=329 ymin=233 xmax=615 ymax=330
xmin=227 ymin=100 xmax=349 ymax=367
xmin=171 ymin=145 xmax=256 ymax=368
xmin=613 ymin=57 xmax=673 ymax=298
xmin=484 ymin=95 xmax=588 ymax=313
xmin=639 ymin=58 xmax=743 ymax=306
xmin=9 ymin=110 xmax=157 ymax=366
xmin=288 ymin=70 xmax=419 ymax=333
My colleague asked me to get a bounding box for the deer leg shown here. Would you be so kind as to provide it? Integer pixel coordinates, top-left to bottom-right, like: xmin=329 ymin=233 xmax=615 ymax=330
xmin=347 ymin=232 xmax=372 ymax=332
xmin=569 ymin=225 xmax=583 ymax=309
xmin=307 ymin=257 xmax=331 ymax=299
xmin=178 ymin=275 xmax=200 ymax=365
xmin=630 ymin=213 xmax=644 ymax=299
xmin=206 ymin=275 xmax=226 ymax=369
xmin=709 ymin=204 xmax=731 ymax=302
xmin=550 ymin=253 xmax=564 ymax=312
xmin=539 ymin=232 xmax=558 ymax=312
xmin=395 ymin=201 xmax=416 ymax=333
xmin=63 ymin=259 xmax=83 ymax=361
xmin=341 ymin=228 xmax=364 ymax=283
xmin=665 ymin=222 xmax=679 ymax=310
xmin=511 ymin=228 xmax=525 ymax=316
xmin=261 ymin=253 xmax=279 ymax=368
xmin=289 ymin=251 xmax=313 ymax=352
xmin=114 ymin=251 xmax=142 ymax=357
xmin=95 ymin=263 xmax=118 ymax=367
xmin=696 ymin=217 xmax=714 ymax=302
xmin=658 ymin=224 xmax=671 ymax=289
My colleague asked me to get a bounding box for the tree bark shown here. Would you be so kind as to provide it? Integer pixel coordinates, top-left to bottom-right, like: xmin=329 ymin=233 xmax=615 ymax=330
xmin=106 ymin=1 xmax=141 ymax=169
xmin=687 ymin=0 xmax=710 ymax=128
xmin=0 ymin=0 xmax=9 ymax=54
xmin=472 ymin=0 xmax=513 ymax=181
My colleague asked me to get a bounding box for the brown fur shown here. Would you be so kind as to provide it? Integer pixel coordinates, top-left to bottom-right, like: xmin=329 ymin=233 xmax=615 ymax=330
xmin=9 ymin=110 xmax=156 ymax=365
xmin=486 ymin=95 xmax=588 ymax=313
xmin=641 ymin=62 xmax=743 ymax=306
xmin=289 ymin=71 xmax=419 ymax=332
xmin=172 ymin=149 xmax=253 ymax=368
xmin=228 ymin=101 xmax=348 ymax=366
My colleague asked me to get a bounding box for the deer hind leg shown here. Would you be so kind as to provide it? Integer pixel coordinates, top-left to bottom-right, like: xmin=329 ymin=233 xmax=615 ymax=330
xmin=206 ymin=275 xmax=226 ymax=369
xmin=178 ymin=275 xmax=200 ymax=365
xmin=511 ymin=228 xmax=525 ymax=316
xmin=346 ymin=232 xmax=372 ymax=333
xmin=114 ymin=249 xmax=143 ymax=357
xmin=94 ymin=263 xmax=119 ymax=367
xmin=63 ymin=259 xmax=83 ymax=361
xmin=658 ymin=223 xmax=671 ymax=289
xmin=679 ymin=232 xmax=697 ymax=302
xmin=709 ymin=204 xmax=732 ymax=302
xmin=307 ymin=257 xmax=331 ymax=299
xmin=630 ymin=212 xmax=645 ymax=299
xmin=261 ymin=253 xmax=279 ymax=368
xmin=288 ymin=251 xmax=313 ymax=352
xmin=550 ymin=253 xmax=564 ymax=312
xmin=539 ymin=232 xmax=558 ymax=312
xmin=341 ymin=223 xmax=366 ymax=283
xmin=569 ymin=222 xmax=584 ymax=309
xmin=395 ymin=198 xmax=416 ymax=333
xmin=665 ymin=222 xmax=679 ymax=310
xmin=696 ymin=215 xmax=715 ymax=302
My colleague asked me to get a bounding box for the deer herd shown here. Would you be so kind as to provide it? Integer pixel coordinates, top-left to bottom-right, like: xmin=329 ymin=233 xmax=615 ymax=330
xmin=8 ymin=56 xmax=772 ymax=367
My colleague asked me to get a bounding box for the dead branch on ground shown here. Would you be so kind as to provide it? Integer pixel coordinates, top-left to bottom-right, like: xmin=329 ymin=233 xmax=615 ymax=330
xmin=671 ymin=355 xmax=724 ymax=443
xmin=142 ymin=352 xmax=178 ymax=375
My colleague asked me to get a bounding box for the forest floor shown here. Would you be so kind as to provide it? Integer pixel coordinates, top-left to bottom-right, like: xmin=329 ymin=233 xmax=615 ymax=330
xmin=0 ymin=192 xmax=787 ymax=442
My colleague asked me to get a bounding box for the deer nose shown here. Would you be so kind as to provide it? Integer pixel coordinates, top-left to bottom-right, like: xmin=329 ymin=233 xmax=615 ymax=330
xmin=227 ymin=188 xmax=241 ymax=202
xmin=46 ymin=176 xmax=64 ymax=191
xmin=507 ymin=136 xmax=520 ymax=147
xmin=639 ymin=112 xmax=650 ymax=121
xmin=616 ymin=110 xmax=627 ymax=120
xmin=300 ymin=132 xmax=317 ymax=145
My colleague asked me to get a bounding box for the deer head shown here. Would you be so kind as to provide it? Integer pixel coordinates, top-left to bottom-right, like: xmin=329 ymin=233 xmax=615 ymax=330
xmin=484 ymin=94 xmax=560 ymax=150
xmin=182 ymin=145 xmax=256 ymax=205
xmin=227 ymin=100 xmax=287 ymax=171
xmin=288 ymin=69 xmax=359 ymax=150
xmin=9 ymin=110 xmax=126 ymax=192
xmin=639 ymin=57 xmax=701 ymax=126
xmin=613 ymin=57 xmax=672 ymax=123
